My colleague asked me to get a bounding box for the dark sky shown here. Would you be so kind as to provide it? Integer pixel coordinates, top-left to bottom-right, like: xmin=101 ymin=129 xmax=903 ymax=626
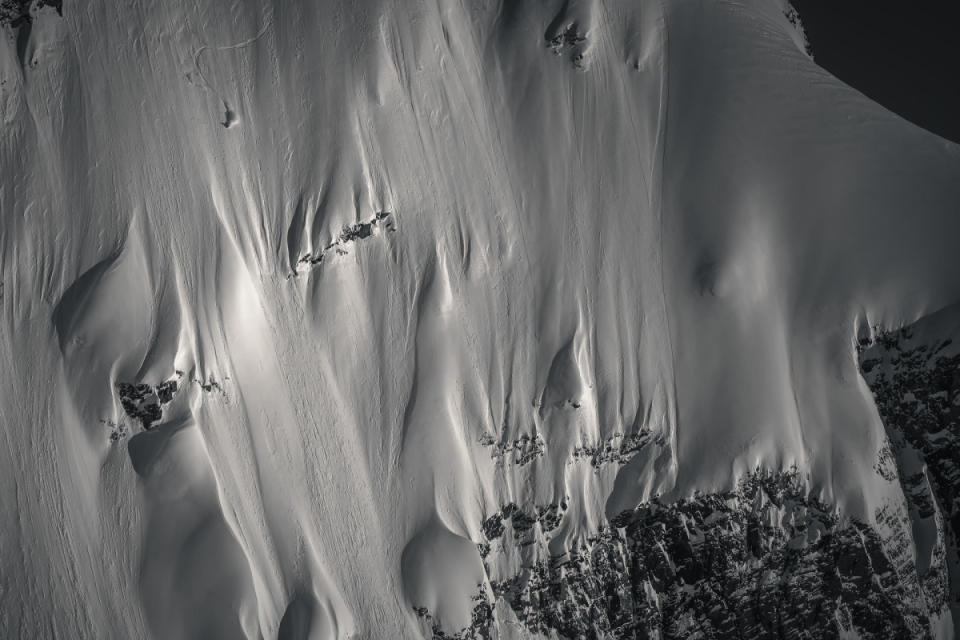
xmin=791 ymin=0 xmax=960 ymax=144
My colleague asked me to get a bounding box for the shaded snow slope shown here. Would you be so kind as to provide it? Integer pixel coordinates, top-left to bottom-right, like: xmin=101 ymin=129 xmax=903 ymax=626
xmin=1 ymin=0 xmax=959 ymax=637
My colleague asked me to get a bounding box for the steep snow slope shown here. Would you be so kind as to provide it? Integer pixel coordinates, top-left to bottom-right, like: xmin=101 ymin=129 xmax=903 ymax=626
xmin=1 ymin=0 xmax=959 ymax=638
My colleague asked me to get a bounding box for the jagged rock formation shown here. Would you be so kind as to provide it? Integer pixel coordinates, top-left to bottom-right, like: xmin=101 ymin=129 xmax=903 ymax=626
xmin=0 ymin=0 xmax=60 ymax=28
xmin=859 ymin=316 xmax=960 ymax=629
xmin=411 ymin=467 xmax=948 ymax=639
xmin=468 ymin=471 xmax=934 ymax=639
xmin=115 ymin=378 xmax=179 ymax=429
xmin=479 ymin=432 xmax=547 ymax=467
xmin=295 ymin=211 xmax=395 ymax=273
xmin=572 ymin=429 xmax=654 ymax=469
xmin=482 ymin=501 xmax=566 ymax=548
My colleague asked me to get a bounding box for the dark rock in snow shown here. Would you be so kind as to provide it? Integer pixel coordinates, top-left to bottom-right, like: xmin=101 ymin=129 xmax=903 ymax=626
xmin=479 ymin=469 xmax=938 ymax=639
xmin=115 ymin=376 xmax=179 ymax=429
xmin=295 ymin=211 xmax=395 ymax=273
xmin=0 ymin=0 xmax=61 ymax=28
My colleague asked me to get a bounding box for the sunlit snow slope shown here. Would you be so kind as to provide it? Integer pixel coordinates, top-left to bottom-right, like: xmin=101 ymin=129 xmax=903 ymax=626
xmin=2 ymin=0 xmax=960 ymax=638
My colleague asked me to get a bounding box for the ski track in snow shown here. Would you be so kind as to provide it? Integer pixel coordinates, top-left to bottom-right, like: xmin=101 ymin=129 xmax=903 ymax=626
xmin=190 ymin=16 xmax=273 ymax=128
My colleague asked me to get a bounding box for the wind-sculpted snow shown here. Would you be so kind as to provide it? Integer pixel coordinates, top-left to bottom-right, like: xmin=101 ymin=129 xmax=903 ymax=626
xmin=2 ymin=0 xmax=960 ymax=637
xmin=130 ymin=419 xmax=260 ymax=639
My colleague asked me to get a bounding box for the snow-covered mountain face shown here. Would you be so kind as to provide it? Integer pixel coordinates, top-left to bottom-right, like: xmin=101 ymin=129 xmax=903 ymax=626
xmin=2 ymin=0 xmax=960 ymax=638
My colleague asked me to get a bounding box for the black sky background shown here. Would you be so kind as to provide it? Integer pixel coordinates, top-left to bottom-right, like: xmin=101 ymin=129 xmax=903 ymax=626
xmin=791 ymin=0 xmax=960 ymax=144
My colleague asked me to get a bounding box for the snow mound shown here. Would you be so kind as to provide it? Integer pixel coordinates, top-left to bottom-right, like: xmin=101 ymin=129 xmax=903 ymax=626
xmin=401 ymin=518 xmax=486 ymax=634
